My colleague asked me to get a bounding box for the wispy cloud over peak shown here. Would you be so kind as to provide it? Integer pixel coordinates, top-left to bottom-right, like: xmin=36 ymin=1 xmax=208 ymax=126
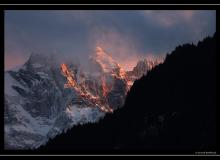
xmin=5 ymin=10 xmax=215 ymax=71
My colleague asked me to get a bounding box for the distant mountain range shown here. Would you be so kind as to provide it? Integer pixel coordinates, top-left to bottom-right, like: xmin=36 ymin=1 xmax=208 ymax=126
xmin=38 ymin=33 xmax=216 ymax=153
xmin=4 ymin=46 xmax=159 ymax=149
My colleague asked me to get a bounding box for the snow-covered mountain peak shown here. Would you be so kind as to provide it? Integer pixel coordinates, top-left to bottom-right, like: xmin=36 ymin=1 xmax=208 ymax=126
xmin=126 ymin=58 xmax=163 ymax=83
xmin=95 ymin=46 xmax=105 ymax=54
xmin=90 ymin=46 xmax=120 ymax=73
xmin=28 ymin=53 xmax=49 ymax=63
xmin=4 ymin=47 xmax=163 ymax=150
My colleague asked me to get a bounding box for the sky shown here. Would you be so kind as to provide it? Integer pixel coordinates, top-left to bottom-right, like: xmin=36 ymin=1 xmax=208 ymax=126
xmin=5 ymin=10 xmax=216 ymax=71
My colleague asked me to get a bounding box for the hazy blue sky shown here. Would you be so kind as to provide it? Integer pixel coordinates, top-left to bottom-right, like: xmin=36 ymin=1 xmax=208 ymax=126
xmin=5 ymin=10 xmax=216 ymax=71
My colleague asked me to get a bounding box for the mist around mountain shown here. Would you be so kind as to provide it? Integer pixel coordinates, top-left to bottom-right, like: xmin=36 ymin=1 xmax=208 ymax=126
xmin=38 ymin=33 xmax=216 ymax=153
xmin=4 ymin=43 xmax=160 ymax=150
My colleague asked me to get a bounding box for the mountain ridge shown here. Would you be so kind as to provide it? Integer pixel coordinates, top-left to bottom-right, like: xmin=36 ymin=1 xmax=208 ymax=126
xmin=4 ymin=46 xmax=159 ymax=149
xmin=38 ymin=33 xmax=216 ymax=152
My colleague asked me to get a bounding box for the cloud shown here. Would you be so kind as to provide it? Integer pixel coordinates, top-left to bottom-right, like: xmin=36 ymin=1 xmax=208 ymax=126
xmin=141 ymin=10 xmax=195 ymax=27
xmin=4 ymin=51 xmax=29 ymax=71
xmin=88 ymin=28 xmax=145 ymax=71
xmin=4 ymin=10 xmax=216 ymax=71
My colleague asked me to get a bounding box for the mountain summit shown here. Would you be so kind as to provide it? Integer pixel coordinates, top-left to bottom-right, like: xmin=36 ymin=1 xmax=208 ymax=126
xmin=89 ymin=46 xmax=124 ymax=75
xmin=5 ymin=47 xmax=157 ymax=150
xmin=39 ymin=34 xmax=216 ymax=151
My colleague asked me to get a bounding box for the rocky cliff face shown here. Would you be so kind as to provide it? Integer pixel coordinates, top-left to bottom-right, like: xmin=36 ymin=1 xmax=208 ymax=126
xmin=126 ymin=59 xmax=162 ymax=86
xmin=4 ymin=47 xmax=161 ymax=150
xmin=4 ymin=47 xmax=129 ymax=149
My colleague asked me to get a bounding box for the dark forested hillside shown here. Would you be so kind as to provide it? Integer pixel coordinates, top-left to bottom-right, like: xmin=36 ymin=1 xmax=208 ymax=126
xmin=39 ymin=33 xmax=216 ymax=153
